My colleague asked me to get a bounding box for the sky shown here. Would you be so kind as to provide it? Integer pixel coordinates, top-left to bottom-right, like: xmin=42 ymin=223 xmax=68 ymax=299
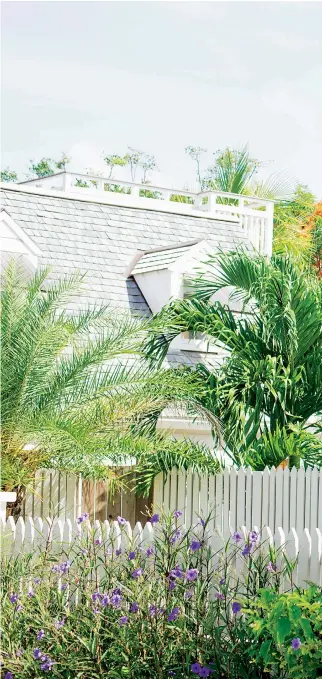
xmin=1 ymin=1 xmax=322 ymax=196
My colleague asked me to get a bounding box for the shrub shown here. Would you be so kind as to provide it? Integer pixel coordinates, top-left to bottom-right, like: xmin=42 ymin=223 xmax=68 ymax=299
xmin=246 ymin=586 xmax=322 ymax=678
xmin=1 ymin=513 xmax=321 ymax=678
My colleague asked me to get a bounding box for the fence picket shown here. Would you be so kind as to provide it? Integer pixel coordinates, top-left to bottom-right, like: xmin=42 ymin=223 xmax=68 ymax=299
xmin=310 ymin=467 xmax=319 ymax=533
xmin=2 ymin=515 xmax=322 ymax=588
xmin=20 ymin=467 xmax=321 ymax=548
xmin=297 ymin=529 xmax=311 ymax=588
xmin=236 ymin=467 xmax=246 ymax=529
xmin=296 ymin=467 xmax=305 ymax=534
xmin=282 ymin=467 xmax=290 ymax=535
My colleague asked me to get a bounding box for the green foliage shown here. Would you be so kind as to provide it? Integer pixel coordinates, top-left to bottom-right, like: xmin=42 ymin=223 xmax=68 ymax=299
xmin=246 ymin=587 xmax=322 ymax=678
xmin=1 ymin=512 xmax=310 ymax=679
xmin=185 ymin=146 xmax=207 ymax=189
xmin=55 ymin=154 xmax=71 ymax=171
xmin=1 ymin=261 xmax=220 ymax=500
xmin=274 ymin=184 xmax=317 ymax=257
xmin=75 ymin=178 xmax=89 ymax=187
xmin=145 ymin=250 xmax=322 ymax=469
xmin=29 ymin=158 xmax=55 ymax=178
xmin=204 ymin=145 xmax=261 ymax=194
xmin=1 ymin=167 xmax=18 ymax=182
xmin=103 ymin=154 xmax=128 ymax=179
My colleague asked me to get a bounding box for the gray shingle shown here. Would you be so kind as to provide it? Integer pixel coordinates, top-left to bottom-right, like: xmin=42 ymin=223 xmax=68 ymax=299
xmin=1 ymin=186 xmax=249 ymax=363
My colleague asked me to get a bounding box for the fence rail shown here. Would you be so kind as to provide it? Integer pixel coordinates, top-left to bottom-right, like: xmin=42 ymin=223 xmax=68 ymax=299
xmin=154 ymin=466 xmax=322 ymax=535
xmin=1 ymin=516 xmax=321 ymax=589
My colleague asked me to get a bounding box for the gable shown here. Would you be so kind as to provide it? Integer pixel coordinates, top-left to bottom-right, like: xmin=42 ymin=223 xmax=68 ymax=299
xmin=0 ymin=209 xmax=41 ymax=268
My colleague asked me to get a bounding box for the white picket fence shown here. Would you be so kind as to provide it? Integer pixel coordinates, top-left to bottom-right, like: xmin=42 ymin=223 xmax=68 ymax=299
xmin=1 ymin=515 xmax=322 ymax=588
xmin=154 ymin=466 xmax=322 ymax=534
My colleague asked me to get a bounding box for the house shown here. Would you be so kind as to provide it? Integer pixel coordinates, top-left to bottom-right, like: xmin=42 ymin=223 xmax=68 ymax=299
xmin=0 ymin=171 xmax=274 ymax=520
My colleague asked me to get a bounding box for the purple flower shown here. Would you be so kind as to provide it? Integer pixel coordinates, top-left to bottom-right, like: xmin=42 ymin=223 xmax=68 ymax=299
xmin=33 ymin=648 xmax=42 ymax=660
xmin=5 ymin=673 xmax=13 ymax=679
xmin=219 ymin=578 xmax=226 ymax=586
xmin=170 ymin=566 xmax=183 ymax=579
xmin=101 ymin=594 xmax=110 ymax=607
xmin=190 ymin=540 xmax=201 ymax=552
xmin=174 ymin=510 xmax=182 ymax=518
xmin=55 ymin=618 xmax=65 ymax=629
xmin=169 ymin=580 xmax=176 ymax=591
xmin=199 ymin=668 xmax=212 ymax=678
xmin=267 ymin=561 xmax=277 ymax=572
xmin=149 ymin=513 xmax=160 ymax=524
xmin=184 ymin=590 xmax=192 ymax=600
xmin=200 ymin=518 xmax=206 ymax=527
xmin=61 ymin=583 xmax=67 ymax=591
xmin=169 ymin=528 xmax=181 ymax=544
xmin=94 ymin=538 xmax=102 ymax=545
xmin=111 ymin=594 xmax=122 ymax=608
xmin=130 ymin=602 xmax=139 ymax=613
xmin=169 ymin=673 xmax=176 ymax=677
xmin=28 ymin=590 xmax=35 ymax=598
xmin=77 ymin=512 xmax=88 ymax=524
xmin=37 ymin=629 xmax=45 ymax=640
xmin=117 ymin=516 xmax=127 ymax=525
xmin=128 ymin=551 xmax=136 ymax=560
xmin=34 ymin=578 xmax=41 ymax=585
xmin=16 ymin=649 xmax=23 ymax=657
xmin=113 ymin=587 xmax=121 ymax=595
xmin=185 ymin=568 xmax=199 ymax=582
xmin=249 ymin=530 xmax=258 ymax=543
xmin=119 ymin=616 xmax=128 ymax=626
xmin=60 ymin=560 xmax=71 ymax=574
xmin=291 ymin=638 xmax=301 ymax=650
xmin=9 ymin=593 xmax=19 ymax=604
xmin=40 ymin=658 xmax=54 ymax=672
xmin=232 ymin=601 xmax=242 ymax=615
xmin=132 ymin=568 xmax=143 ymax=578
xmin=93 ymin=608 xmax=100 ymax=615
xmin=191 ymin=663 xmax=201 ymax=674
xmin=115 ymin=548 xmax=122 ymax=556
xmin=242 ymin=545 xmax=252 ymax=557
xmin=92 ymin=592 xmax=100 ymax=603
xmin=215 ymin=592 xmax=224 ymax=600
xmin=232 ymin=531 xmax=242 ymax=543
xmin=16 ymin=605 xmax=23 ymax=612
xmin=168 ymin=606 xmax=180 ymax=622
xmin=149 ymin=605 xmax=158 ymax=617
xmin=146 ymin=546 xmax=154 ymax=557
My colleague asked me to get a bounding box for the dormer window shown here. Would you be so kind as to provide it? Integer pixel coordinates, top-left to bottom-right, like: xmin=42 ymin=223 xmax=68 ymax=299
xmin=127 ymin=239 xmax=221 ymax=353
xmin=126 ymin=240 xmax=212 ymax=315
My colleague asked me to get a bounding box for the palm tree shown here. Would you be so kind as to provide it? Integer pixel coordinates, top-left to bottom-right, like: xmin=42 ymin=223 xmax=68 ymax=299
xmin=145 ymin=250 xmax=322 ymax=469
xmin=1 ymin=261 xmax=221 ymax=513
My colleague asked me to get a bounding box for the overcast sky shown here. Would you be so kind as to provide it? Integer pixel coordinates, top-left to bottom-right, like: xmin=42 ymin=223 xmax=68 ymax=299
xmin=1 ymin=1 xmax=322 ymax=195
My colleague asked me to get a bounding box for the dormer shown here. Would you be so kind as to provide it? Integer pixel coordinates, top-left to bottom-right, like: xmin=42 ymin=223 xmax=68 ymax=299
xmin=127 ymin=240 xmax=213 ymax=314
xmin=0 ymin=210 xmax=41 ymax=270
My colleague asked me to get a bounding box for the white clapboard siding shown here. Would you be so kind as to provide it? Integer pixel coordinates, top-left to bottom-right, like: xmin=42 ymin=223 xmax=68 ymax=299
xmin=1 ymin=517 xmax=321 ymax=589
xmin=153 ymin=466 xmax=322 ymax=535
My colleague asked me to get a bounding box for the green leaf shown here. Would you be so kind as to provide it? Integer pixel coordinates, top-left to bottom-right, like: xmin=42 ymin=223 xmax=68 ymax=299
xmin=300 ymin=617 xmax=314 ymax=639
xmin=260 ymin=639 xmax=272 ymax=662
xmin=276 ymin=617 xmax=292 ymax=645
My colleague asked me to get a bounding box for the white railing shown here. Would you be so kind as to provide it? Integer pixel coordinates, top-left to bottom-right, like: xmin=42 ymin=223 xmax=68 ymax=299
xmin=1 ymin=516 xmax=321 ymax=588
xmin=18 ymin=171 xmax=274 ymax=256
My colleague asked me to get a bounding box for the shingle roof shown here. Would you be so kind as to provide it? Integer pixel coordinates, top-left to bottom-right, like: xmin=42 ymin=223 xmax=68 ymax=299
xmin=130 ymin=240 xmax=200 ymax=275
xmin=0 ymin=186 xmax=248 ymax=368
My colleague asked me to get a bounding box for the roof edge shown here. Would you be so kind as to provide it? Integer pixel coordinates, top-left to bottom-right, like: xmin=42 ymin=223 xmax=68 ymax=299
xmin=0 ymin=182 xmax=240 ymax=222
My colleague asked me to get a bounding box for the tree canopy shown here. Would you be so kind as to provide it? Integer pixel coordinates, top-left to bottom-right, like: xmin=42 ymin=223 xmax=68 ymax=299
xmin=145 ymin=249 xmax=322 ymax=469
